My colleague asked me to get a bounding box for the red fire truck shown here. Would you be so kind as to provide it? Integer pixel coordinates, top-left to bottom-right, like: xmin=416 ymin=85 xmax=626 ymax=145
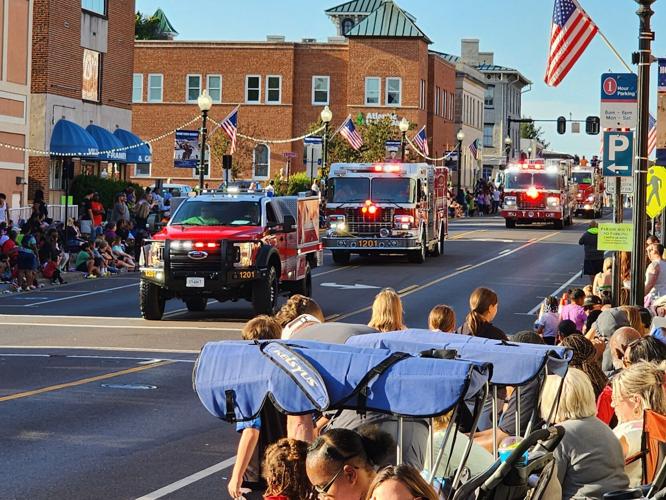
xmin=500 ymin=158 xmax=576 ymax=229
xmin=139 ymin=191 xmax=322 ymax=320
xmin=572 ymin=166 xmax=604 ymax=218
xmin=323 ymin=162 xmax=448 ymax=264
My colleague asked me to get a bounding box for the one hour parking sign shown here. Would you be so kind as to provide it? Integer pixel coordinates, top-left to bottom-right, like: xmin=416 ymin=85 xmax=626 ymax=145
xmin=600 ymin=73 xmax=638 ymax=129
xmin=603 ymin=130 xmax=634 ymax=177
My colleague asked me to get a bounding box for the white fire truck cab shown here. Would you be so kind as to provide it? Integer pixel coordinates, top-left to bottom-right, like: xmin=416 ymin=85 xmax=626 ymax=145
xmin=501 ymin=158 xmax=577 ymax=229
xmin=323 ymin=162 xmax=448 ymax=264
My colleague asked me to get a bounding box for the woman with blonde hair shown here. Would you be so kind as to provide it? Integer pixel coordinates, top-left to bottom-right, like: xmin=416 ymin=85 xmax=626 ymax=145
xmin=366 ymin=465 xmax=439 ymax=500
xmin=368 ymin=288 xmax=406 ymax=332
xmin=540 ymin=368 xmax=629 ymax=499
xmin=457 ymin=287 xmax=507 ymax=340
xmin=612 ymin=361 xmax=666 ymax=486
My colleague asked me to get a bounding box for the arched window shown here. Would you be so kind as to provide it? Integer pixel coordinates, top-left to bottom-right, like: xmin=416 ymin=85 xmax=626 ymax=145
xmin=253 ymin=144 xmax=270 ymax=179
xmin=341 ymin=18 xmax=354 ymax=35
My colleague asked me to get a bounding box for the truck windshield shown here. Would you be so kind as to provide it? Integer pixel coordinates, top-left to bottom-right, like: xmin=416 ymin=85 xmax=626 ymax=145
xmin=170 ymin=200 xmax=261 ymax=226
xmin=572 ymin=172 xmax=593 ymax=185
xmin=327 ymin=178 xmax=370 ymax=203
xmin=505 ymin=172 xmax=560 ymax=191
xmin=372 ymin=178 xmax=416 ymax=203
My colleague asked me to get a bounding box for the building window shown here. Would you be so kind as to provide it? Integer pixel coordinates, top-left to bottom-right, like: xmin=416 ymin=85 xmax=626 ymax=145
xmin=186 ymin=74 xmax=201 ymax=103
xmin=442 ymin=91 xmax=446 ymax=118
xmin=148 ymin=74 xmax=163 ymax=102
xmin=135 ymin=163 xmax=151 ymax=177
xmin=266 ymin=75 xmax=281 ymax=104
xmin=81 ymin=0 xmax=106 ymax=15
xmin=82 ymin=49 xmax=100 ymax=102
xmin=207 ymin=75 xmax=222 ymax=103
xmin=484 ymin=86 xmax=495 ymax=107
xmin=365 ymin=77 xmax=380 ymax=106
xmin=132 ymin=74 xmax=143 ymax=103
xmin=434 ymin=86 xmax=440 ymax=115
xmin=483 ymin=124 xmax=494 ymax=147
xmin=385 ymin=77 xmax=401 ymax=106
xmin=341 ymin=18 xmax=354 ymax=35
xmin=450 ymin=93 xmax=455 ymax=120
xmin=253 ymin=144 xmax=270 ymax=179
xmin=246 ymin=75 xmax=261 ymax=103
xmin=419 ymin=80 xmax=426 ymax=110
xmin=312 ymin=76 xmax=330 ymax=105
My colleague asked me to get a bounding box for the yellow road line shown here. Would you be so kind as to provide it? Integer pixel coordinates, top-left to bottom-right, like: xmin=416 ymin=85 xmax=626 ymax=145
xmin=398 ymin=285 xmax=419 ymax=294
xmin=448 ymin=229 xmax=486 ymax=240
xmin=0 ymin=360 xmax=174 ymax=403
xmin=335 ymin=232 xmax=557 ymax=321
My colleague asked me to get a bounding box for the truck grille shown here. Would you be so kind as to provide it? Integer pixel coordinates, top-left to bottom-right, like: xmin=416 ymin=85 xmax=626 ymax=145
xmin=344 ymin=208 xmax=394 ymax=236
xmin=168 ymin=241 xmax=227 ymax=277
xmin=518 ymin=193 xmax=545 ymax=210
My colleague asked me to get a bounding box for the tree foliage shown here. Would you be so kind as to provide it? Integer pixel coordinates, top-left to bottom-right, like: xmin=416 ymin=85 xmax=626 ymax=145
xmin=520 ymin=120 xmax=550 ymax=149
xmin=135 ymin=12 xmax=169 ymax=40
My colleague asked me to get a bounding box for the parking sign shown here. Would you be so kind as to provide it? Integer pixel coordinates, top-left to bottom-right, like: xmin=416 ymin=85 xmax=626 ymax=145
xmin=602 ymin=131 xmax=633 ymax=177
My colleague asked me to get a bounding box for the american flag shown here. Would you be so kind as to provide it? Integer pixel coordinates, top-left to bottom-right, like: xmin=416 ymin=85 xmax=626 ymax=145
xmin=220 ymin=106 xmax=239 ymax=154
xmin=413 ymin=126 xmax=429 ymax=155
xmin=468 ymin=138 xmax=479 ymax=160
xmin=339 ymin=115 xmax=363 ymax=150
xmin=545 ymin=0 xmax=598 ymax=87
xmin=649 ymin=113 xmax=657 ymax=156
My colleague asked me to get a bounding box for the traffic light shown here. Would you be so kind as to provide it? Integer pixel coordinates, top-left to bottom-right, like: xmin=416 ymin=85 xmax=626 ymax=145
xmin=557 ymin=116 xmax=566 ymax=135
xmin=585 ymin=116 xmax=600 ymax=135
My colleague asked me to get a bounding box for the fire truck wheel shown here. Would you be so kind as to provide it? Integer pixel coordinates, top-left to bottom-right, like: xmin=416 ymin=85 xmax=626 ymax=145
xmin=408 ymin=235 xmax=426 ymax=264
xmin=140 ymin=280 xmax=165 ymax=321
xmin=554 ymin=219 xmax=564 ymax=229
xmin=185 ymin=297 xmax=207 ymax=312
xmin=505 ymin=219 xmax=516 ymax=229
xmin=252 ymin=265 xmax=279 ymax=315
xmin=431 ymin=224 xmax=445 ymax=257
xmin=332 ymin=251 xmax=351 ymax=265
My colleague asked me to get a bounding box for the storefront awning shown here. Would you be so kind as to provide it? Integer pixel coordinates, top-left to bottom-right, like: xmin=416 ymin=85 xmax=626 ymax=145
xmin=113 ymin=128 xmax=151 ymax=164
xmin=86 ymin=124 xmax=127 ymax=162
xmin=50 ymin=119 xmax=99 ymax=157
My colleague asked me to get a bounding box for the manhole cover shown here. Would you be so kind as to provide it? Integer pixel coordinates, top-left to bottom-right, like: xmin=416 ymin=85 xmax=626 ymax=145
xmin=100 ymin=383 xmax=157 ymax=390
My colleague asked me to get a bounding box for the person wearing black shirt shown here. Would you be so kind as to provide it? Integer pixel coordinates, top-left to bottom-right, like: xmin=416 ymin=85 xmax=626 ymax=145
xmin=456 ymin=287 xmax=507 ymax=341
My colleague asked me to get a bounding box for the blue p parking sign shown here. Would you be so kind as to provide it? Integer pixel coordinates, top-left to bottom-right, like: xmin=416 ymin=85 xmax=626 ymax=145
xmin=602 ymin=131 xmax=633 ymax=177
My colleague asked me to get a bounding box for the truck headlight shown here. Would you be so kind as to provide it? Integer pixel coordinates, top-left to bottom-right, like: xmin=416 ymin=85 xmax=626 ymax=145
xmin=393 ymin=214 xmax=414 ymax=230
xmin=504 ymin=196 xmax=516 ymax=207
xmin=546 ymin=196 xmax=560 ymax=208
xmin=328 ymin=214 xmax=346 ymax=232
xmin=587 ymin=194 xmax=595 ymax=202
xmin=233 ymin=242 xmax=260 ymax=268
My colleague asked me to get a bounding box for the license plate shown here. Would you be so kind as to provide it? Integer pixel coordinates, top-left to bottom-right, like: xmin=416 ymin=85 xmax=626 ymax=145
xmin=186 ymin=277 xmax=205 ymax=288
xmin=356 ymin=239 xmax=378 ymax=248
xmin=229 ymin=270 xmax=257 ymax=280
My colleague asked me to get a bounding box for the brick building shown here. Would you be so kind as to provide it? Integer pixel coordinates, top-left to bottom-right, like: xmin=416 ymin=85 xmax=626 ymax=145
xmin=28 ymin=0 xmax=136 ymax=204
xmin=132 ymin=0 xmax=458 ymax=186
xmin=0 ymin=0 xmax=32 ymax=209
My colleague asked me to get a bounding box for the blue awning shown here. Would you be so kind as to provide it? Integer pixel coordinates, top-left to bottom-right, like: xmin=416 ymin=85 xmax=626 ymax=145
xmin=50 ymin=119 xmax=99 ymax=157
xmin=113 ymin=128 xmax=151 ymax=164
xmin=86 ymin=124 xmax=127 ymax=162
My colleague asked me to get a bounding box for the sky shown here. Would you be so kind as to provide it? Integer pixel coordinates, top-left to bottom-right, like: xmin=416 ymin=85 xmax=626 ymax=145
xmin=136 ymin=0 xmax=665 ymax=157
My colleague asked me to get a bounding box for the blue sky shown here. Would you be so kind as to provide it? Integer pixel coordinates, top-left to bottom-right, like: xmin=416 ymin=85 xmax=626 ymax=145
xmin=136 ymin=0 xmax=665 ymax=156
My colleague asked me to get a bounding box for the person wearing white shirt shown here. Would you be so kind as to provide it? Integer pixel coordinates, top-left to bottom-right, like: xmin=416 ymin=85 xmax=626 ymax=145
xmin=0 ymin=193 xmax=8 ymax=225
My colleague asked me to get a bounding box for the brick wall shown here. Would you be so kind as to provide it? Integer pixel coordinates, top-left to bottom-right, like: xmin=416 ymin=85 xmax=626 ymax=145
xmin=102 ymin=0 xmax=134 ymax=110
xmin=427 ymin=55 xmax=457 ymax=157
xmin=30 ymin=0 xmax=49 ymax=93
xmin=28 ymin=156 xmax=48 ymax=199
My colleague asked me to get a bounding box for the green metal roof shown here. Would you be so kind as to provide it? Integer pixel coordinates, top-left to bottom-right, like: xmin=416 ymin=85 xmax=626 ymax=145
xmin=153 ymin=8 xmax=178 ymax=36
xmin=326 ymin=0 xmax=385 ymax=14
xmin=345 ymin=1 xmax=431 ymax=43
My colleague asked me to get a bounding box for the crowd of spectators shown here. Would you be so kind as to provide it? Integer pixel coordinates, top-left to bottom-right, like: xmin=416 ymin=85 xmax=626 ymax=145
xmin=450 ymin=178 xmax=503 ymax=218
xmin=225 ymin=280 xmax=666 ymax=500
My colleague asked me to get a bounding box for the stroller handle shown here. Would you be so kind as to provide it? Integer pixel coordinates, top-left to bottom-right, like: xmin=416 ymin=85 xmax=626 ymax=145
xmin=480 ymin=426 xmax=565 ymax=493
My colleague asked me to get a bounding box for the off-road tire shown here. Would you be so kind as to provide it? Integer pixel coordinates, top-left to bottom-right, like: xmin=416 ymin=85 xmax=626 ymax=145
xmin=140 ymin=279 xmax=165 ymax=320
xmin=185 ymin=297 xmax=207 ymax=312
xmin=252 ymin=265 xmax=279 ymax=315
xmin=331 ymin=250 xmax=350 ymax=266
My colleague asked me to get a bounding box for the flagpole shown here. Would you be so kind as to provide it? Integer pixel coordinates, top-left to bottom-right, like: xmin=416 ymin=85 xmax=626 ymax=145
xmin=596 ymin=29 xmax=634 ymax=74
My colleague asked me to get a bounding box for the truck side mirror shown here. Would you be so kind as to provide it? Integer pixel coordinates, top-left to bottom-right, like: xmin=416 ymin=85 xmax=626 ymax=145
xmin=283 ymin=215 xmax=296 ymax=233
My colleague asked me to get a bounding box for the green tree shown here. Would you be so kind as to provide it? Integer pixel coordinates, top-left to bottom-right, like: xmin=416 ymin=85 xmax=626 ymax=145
xmin=520 ymin=120 xmax=550 ymax=149
xmin=135 ymin=12 xmax=167 ymax=40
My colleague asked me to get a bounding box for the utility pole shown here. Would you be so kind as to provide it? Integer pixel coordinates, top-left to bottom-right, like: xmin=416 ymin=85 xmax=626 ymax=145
xmin=630 ymin=0 xmax=655 ymax=305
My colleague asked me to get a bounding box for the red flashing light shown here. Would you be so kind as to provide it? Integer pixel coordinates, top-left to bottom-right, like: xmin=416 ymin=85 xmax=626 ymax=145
xmin=361 ymin=199 xmax=379 ymax=215
xmin=527 ymin=186 xmax=539 ymax=199
xmin=368 ymin=205 xmax=378 ymax=215
xmin=194 ymin=242 xmax=219 ymax=249
xmin=194 ymin=242 xmax=205 ymax=248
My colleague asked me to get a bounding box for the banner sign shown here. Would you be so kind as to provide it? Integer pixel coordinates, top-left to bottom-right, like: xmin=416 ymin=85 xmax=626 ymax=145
xmin=597 ymin=223 xmax=634 ymax=252
xmin=600 ymin=73 xmax=638 ymax=129
xmin=82 ymin=49 xmax=100 ymax=102
xmin=659 ymin=59 xmax=666 ymax=93
xmin=174 ymin=130 xmax=200 ymax=168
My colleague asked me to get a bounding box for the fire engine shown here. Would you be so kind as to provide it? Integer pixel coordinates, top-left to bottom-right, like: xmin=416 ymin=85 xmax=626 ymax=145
xmin=323 ymin=162 xmax=448 ymax=264
xmin=139 ymin=190 xmax=322 ymax=320
xmin=500 ymin=158 xmax=577 ymax=229
xmin=572 ymin=165 xmax=604 ymax=218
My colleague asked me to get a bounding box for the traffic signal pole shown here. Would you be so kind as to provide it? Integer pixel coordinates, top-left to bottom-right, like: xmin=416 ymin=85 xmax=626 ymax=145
xmin=629 ymin=0 xmax=655 ymax=305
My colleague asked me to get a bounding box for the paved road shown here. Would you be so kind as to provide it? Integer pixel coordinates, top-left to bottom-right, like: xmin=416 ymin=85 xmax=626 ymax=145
xmin=0 ymin=214 xmax=595 ymax=499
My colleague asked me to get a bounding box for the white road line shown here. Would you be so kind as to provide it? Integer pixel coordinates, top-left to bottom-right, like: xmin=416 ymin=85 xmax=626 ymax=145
xmin=22 ymin=283 xmax=139 ymax=307
xmin=312 ymin=265 xmax=360 ymax=278
xmin=0 ymin=321 xmax=241 ymax=331
xmin=456 ymin=264 xmax=473 ymax=271
xmin=136 ymin=456 xmax=237 ymax=499
xmin=526 ymin=270 xmax=583 ymax=315
xmin=0 ymin=353 xmax=196 ymax=363
xmin=498 ymin=249 xmax=513 ymax=255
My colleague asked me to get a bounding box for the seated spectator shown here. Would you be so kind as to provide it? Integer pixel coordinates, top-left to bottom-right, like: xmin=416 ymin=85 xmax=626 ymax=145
xmin=42 ymin=255 xmax=65 ymax=285
xmin=229 ymin=315 xmax=285 ymax=499
xmin=65 ymin=218 xmax=86 ymax=253
xmin=428 ymin=304 xmax=456 ymax=333
xmin=262 ymin=438 xmax=316 ymax=500
xmin=612 ymin=361 xmax=666 ymax=487
xmin=540 ymin=368 xmax=629 ymax=499
xmin=275 ymin=295 xmax=325 ymax=338
xmin=560 ymin=334 xmax=608 ymax=398
xmin=74 ymin=242 xmax=99 ymax=278
xmin=1 ymin=228 xmax=19 ymax=264
xmin=535 ymin=296 xmax=560 ymax=345
xmin=457 ymin=287 xmax=507 ymax=340
xmin=593 ymin=258 xmax=613 ymax=299
xmin=306 ymin=427 xmax=394 ymax=500
xmin=17 ymin=231 xmax=39 ymax=291
xmin=560 ymin=288 xmax=587 ymax=332
xmin=584 ymin=308 xmax=603 ymax=336
xmin=104 ymin=222 xmax=118 ymax=244
xmin=110 ymin=237 xmax=135 ymax=270
xmin=366 ymin=464 xmax=439 ymax=500
xmin=368 ymin=288 xmax=406 ymax=333
xmin=587 ymin=307 xmax=631 ymax=374
xmin=623 ymin=336 xmax=666 ymax=366
xmin=620 ymin=305 xmax=646 ymax=337
xmin=557 ymin=319 xmax=579 ymax=343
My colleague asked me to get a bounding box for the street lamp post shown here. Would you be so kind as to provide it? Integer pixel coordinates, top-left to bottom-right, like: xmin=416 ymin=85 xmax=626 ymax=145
xmin=197 ymin=90 xmax=213 ymax=191
xmin=527 ymin=146 xmax=533 ymax=159
xmin=399 ymin=117 xmax=409 ymax=162
xmin=504 ymin=136 xmax=512 ymax=166
xmin=320 ymin=106 xmax=332 ymax=185
xmin=456 ymin=129 xmax=465 ymax=195
xmin=630 ymin=0 xmax=655 ymax=305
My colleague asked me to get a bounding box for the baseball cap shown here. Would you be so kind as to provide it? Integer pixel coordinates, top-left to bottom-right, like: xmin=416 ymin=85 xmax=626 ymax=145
xmin=583 ymin=295 xmax=602 ymax=309
xmin=595 ymin=307 xmax=630 ymax=339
